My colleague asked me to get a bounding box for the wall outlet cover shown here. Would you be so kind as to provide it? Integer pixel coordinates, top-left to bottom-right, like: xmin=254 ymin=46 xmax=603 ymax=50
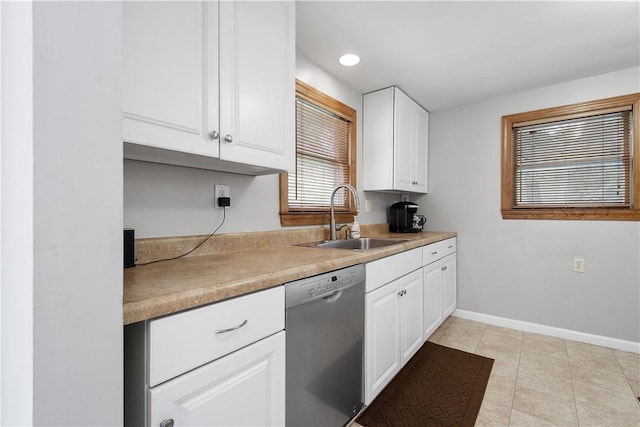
xmin=215 ymin=184 xmax=230 ymax=208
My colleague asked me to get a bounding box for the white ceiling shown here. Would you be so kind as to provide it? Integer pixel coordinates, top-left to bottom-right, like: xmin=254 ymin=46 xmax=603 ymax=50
xmin=296 ymin=1 xmax=640 ymax=111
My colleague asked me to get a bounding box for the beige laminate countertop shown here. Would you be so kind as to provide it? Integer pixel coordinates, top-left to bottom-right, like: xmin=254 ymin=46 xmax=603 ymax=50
xmin=123 ymin=231 xmax=456 ymax=325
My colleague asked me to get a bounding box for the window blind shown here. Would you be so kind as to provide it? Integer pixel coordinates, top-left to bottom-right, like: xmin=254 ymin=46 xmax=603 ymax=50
xmin=512 ymin=110 xmax=632 ymax=208
xmin=289 ymin=98 xmax=352 ymax=210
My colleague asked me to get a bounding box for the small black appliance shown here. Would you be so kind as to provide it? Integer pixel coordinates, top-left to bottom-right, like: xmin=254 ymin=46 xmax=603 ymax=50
xmin=124 ymin=228 xmax=135 ymax=268
xmin=389 ymin=201 xmax=422 ymax=233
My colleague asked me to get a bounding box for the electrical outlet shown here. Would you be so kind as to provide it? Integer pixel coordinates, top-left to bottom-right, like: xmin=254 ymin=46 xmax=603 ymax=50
xmin=215 ymin=184 xmax=230 ymax=208
xmin=573 ymin=257 xmax=585 ymax=273
xmin=365 ymin=199 xmax=373 ymax=212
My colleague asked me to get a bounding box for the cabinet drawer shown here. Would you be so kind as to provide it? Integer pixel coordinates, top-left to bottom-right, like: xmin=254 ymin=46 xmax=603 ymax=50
xmin=422 ymin=237 xmax=456 ymax=266
xmin=149 ymin=286 xmax=284 ymax=387
xmin=366 ymin=248 xmax=422 ymax=293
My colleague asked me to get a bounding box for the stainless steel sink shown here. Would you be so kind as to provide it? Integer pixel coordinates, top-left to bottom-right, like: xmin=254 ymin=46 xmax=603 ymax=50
xmin=306 ymin=237 xmax=411 ymax=250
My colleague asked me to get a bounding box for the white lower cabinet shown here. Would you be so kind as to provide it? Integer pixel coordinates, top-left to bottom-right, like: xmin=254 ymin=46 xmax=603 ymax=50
xmin=365 ymin=278 xmax=400 ymax=404
xmin=422 ymin=238 xmax=457 ymax=341
xmin=364 ymin=256 xmax=423 ymax=405
xmin=124 ymin=286 xmax=285 ymax=427
xmin=441 ymin=254 xmax=457 ymax=318
xmin=150 ymin=331 xmax=285 ymax=427
xmin=423 ymin=262 xmax=444 ymax=340
xmin=399 ymin=270 xmax=425 ymax=364
xmin=363 ymin=238 xmax=457 ymax=405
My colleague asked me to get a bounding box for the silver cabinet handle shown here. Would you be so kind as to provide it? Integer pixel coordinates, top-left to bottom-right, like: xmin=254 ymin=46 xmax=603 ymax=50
xmin=224 ymin=134 xmax=233 ymax=143
xmin=208 ymin=130 xmax=219 ymax=140
xmin=448 ymin=245 xmax=453 ymax=249
xmin=397 ymin=289 xmax=407 ymax=297
xmin=160 ymin=419 xmax=174 ymax=427
xmin=215 ymin=319 xmax=248 ymax=334
xmin=431 ymin=251 xmax=438 ymax=255
xmin=441 ymin=265 xmax=447 ymax=271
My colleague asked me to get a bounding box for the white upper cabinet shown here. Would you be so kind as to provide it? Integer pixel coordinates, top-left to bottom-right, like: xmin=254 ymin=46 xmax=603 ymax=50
xmin=123 ymin=1 xmax=295 ymax=175
xmin=123 ymin=2 xmax=217 ymax=158
xmin=363 ymin=86 xmax=429 ymax=193
xmin=218 ymin=2 xmax=294 ymax=171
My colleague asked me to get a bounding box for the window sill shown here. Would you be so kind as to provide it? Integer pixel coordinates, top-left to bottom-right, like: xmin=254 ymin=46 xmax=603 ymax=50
xmin=280 ymin=212 xmax=357 ymax=227
xmin=501 ymin=208 xmax=640 ymax=221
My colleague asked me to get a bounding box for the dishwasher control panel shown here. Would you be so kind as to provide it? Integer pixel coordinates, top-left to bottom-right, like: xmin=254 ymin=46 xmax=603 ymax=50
xmin=285 ymin=264 xmax=365 ymax=307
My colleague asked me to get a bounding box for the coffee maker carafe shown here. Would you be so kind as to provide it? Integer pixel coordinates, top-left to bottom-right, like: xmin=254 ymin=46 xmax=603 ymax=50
xmin=389 ymin=201 xmax=423 ymax=233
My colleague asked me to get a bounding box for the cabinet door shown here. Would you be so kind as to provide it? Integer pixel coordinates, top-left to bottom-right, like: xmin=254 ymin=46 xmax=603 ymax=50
xmin=412 ymin=106 xmax=429 ymax=193
xmin=399 ymin=269 xmax=424 ymax=365
xmin=362 ymin=87 xmax=396 ymax=191
xmin=423 ymin=260 xmax=443 ymax=341
xmin=123 ymin=1 xmax=219 ymax=158
xmin=149 ymin=331 xmax=285 ymax=427
xmin=218 ymin=1 xmax=295 ymax=171
xmin=442 ymin=254 xmax=457 ymax=317
xmin=365 ymin=281 xmax=401 ymax=405
xmin=393 ymin=88 xmax=415 ymax=192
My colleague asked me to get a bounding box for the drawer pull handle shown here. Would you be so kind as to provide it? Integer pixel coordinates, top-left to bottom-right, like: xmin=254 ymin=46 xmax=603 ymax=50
xmin=448 ymin=245 xmax=453 ymax=249
xmin=431 ymin=251 xmax=438 ymax=255
xmin=441 ymin=266 xmax=448 ymax=271
xmin=215 ymin=319 xmax=248 ymax=334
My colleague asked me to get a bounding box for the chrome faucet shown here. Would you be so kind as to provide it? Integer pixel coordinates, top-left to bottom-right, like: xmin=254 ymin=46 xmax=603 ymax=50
xmin=330 ymin=184 xmax=360 ymax=240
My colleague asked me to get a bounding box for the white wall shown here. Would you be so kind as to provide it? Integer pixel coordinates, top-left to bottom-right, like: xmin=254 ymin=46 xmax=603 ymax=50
xmin=422 ymin=67 xmax=640 ymax=343
xmin=0 ymin=2 xmax=124 ymax=425
xmin=124 ymin=51 xmax=396 ymax=238
xmin=1 ymin=2 xmax=34 ymax=424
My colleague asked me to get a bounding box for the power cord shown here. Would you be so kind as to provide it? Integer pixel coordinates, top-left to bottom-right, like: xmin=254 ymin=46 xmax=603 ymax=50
xmin=136 ymin=207 xmax=227 ymax=266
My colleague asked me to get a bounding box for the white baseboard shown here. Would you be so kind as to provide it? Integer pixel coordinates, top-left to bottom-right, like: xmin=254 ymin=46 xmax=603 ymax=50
xmin=453 ymin=309 xmax=640 ymax=354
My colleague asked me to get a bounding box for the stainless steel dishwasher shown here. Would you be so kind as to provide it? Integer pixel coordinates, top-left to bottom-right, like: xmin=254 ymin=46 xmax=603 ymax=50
xmin=285 ymin=264 xmax=365 ymax=427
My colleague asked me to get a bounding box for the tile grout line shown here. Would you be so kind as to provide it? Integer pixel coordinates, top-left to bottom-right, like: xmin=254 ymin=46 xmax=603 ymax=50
xmin=471 ymin=322 xmax=494 ymax=425
xmin=505 ymin=331 xmax=524 ymax=427
xmin=566 ymin=338 xmax=582 ymax=426
xmin=612 ymin=351 xmax=640 ymax=409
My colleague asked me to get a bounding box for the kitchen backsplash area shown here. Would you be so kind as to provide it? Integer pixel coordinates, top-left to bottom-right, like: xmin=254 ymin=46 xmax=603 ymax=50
xmin=124 ymin=159 xmax=402 ymax=239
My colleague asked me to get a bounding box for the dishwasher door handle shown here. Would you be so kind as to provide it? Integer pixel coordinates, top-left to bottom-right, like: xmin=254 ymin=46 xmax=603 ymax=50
xmin=323 ymin=289 xmax=344 ymax=303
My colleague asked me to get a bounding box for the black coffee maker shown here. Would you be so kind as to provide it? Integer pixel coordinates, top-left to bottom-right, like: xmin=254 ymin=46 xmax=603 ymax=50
xmin=389 ymin=201 xmax=425 ymax=233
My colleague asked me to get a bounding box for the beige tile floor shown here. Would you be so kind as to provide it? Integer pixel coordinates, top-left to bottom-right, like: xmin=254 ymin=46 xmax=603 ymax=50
xmin=426 ymin=316 xmax=640 ymax=426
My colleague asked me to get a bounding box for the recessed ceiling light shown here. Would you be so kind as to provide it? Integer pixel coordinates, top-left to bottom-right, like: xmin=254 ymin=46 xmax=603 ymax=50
xmin=339 ymin=53 xmax=360 ymax=67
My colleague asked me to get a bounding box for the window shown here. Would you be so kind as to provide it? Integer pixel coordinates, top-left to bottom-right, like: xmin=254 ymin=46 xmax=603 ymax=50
xmin=280 ymin=80 xmax=357 ymax=226
xmin=501 ymin=93 xmax=640 ymax=220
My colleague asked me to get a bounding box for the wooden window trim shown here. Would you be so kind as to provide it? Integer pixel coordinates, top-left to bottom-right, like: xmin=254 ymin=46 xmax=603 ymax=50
xmin=501 ymin=93 xmax=640 ymax=221
xmin=280 ymin=80 xmax=357 ymax=226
